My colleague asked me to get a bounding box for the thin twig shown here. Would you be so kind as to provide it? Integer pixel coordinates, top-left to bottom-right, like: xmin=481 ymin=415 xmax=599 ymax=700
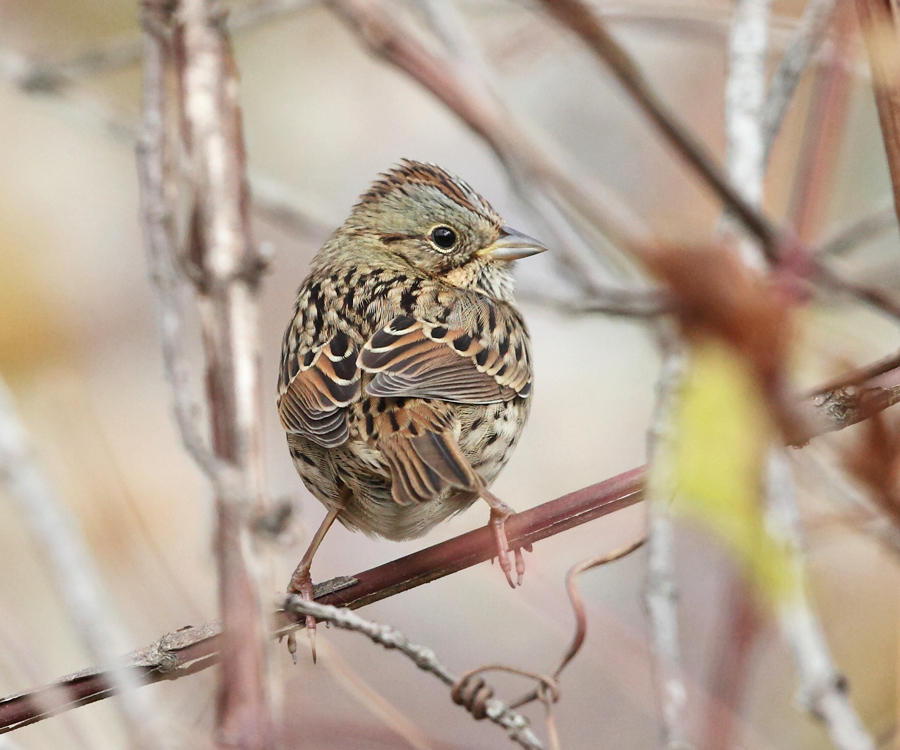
xmin=643 ymin=338 xmax=695 ymax=750
xmin=517 ymin=287 xmax=669 ymax=319
xmin=281 ymin=597 xmax=545 ymax=750
xmin=509 ymin=537 xmax=646 ymax=710
xmin=764 ymin=451 xmax=875 ymax=750
xmin=0 ymin=378 xmax=165 ymax=749
xmin=539 ymin=0 xmax=779 ymax=254
xmin=786 ymin=1 xmax=854 ymax=245
xmin=137 ymin=2 xmax=222 ymax=482
xmin=818 ymin=202 xmax=897 ymax=257
xmin=761 ymin=0 xmax=838 ymax=161
xmin=855 ymin=0 xmax=900 ymax=229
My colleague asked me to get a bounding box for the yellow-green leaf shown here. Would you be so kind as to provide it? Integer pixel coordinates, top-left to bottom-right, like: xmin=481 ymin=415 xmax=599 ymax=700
xmin=651 ymin=339 xmax=797 ymax=603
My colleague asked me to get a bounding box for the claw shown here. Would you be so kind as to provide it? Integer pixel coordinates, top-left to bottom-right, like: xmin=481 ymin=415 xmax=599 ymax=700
xmin=514 ymin=546 xmax=526 ymax=586
xmin=287 ymin=568 xmax=319 ymax=664
xmin=490 ymin=509 xmax=517 ymax=589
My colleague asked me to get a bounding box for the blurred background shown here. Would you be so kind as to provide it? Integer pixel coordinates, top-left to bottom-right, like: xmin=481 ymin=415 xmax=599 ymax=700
xmin=0 ymin=1 xmax=898 ymax=748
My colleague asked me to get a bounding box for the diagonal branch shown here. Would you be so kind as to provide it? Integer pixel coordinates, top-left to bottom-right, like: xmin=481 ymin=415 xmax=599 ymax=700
xmin=855 ymin=0 xmax=900 ymax=229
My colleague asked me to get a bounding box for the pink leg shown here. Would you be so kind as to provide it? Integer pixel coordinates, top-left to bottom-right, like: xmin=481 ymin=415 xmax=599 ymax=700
xmin=286 ymin=504 xmax=342 ymax=663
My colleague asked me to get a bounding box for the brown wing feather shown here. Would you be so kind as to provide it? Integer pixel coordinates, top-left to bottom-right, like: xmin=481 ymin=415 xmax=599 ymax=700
xmin=359 ymin=309 xmax=532 ymax=404
xmin=375 ymin=400 xmax=479 ymax=506
xmin=277 ymin=332 xmax=360 ymax=448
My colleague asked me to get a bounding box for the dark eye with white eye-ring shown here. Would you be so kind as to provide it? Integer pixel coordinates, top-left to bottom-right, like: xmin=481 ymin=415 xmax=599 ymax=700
xmin=429 ymin=225 xmax=457 ymax=251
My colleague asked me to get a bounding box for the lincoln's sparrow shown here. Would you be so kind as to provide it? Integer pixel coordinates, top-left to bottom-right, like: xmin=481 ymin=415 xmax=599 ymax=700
xmin=277 ymin=161 xmax=546 ymax=654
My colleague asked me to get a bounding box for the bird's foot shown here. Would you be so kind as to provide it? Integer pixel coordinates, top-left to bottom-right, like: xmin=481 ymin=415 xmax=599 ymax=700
xmin=489 ymin=505 xmax=525 ymax=588
xmin=286 ymin=567 xmax=318 ymax=664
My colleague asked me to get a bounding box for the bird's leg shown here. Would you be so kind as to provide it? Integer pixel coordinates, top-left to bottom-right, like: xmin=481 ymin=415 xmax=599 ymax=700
xmin=478 ymin=485 xmax=523 ymax=588
xmin=285 ymin=502 xmax=342 ymax=663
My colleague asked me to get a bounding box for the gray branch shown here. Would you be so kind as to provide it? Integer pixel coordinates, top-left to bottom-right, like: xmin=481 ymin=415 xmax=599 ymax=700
xmin=282 ymin=595 xmax=545 ymax=750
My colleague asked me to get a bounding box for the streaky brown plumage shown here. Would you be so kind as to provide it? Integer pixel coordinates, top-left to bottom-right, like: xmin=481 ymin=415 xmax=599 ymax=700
xmin=278 ymin=160 xmax=546 ymax=658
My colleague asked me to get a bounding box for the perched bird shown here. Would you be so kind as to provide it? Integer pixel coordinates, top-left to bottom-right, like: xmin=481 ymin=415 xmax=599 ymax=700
xmin=277 ymin=160 xmax=546 ymax=656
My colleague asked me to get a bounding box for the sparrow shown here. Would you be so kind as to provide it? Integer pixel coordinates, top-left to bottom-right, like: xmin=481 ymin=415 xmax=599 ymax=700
xmin=277 ymin=160 xmax=546 ymax=657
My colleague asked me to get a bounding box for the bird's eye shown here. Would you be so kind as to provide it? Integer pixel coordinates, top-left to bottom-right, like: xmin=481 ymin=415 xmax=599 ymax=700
xmin=430 ymin=226 xmax=457 ymax=251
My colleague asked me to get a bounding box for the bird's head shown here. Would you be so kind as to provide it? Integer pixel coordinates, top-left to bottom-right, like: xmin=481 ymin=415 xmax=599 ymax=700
xmin=336 ymin=160 xmax=547 ymax=299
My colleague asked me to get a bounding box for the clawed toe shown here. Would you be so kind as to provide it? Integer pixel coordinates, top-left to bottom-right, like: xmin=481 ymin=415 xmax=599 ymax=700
xmin=489 ymin=508 xmax=524 ymax=589
xmin=514 ymin=546 xmax=526 ymax=586
xmin=287 ymin=569 xmax=319 ymax=664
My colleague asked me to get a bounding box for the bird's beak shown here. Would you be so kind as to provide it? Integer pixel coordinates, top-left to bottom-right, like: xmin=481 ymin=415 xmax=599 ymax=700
xmin=477 ymin=225 xmax=549 ymax=261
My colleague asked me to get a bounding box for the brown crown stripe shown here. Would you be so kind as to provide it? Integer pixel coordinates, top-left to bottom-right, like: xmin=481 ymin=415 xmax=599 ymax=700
xmin=363 ymin=160 xmax=496 ymax=219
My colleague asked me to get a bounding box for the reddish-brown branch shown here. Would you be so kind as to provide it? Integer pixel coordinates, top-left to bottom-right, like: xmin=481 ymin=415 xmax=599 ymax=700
xmin=855 ymin=0 xmax=900 ymax=228
xmin=0 ymin=468 xmax=644 ymax=734
xmin=788 ymin=2 xmax=854 ymax=244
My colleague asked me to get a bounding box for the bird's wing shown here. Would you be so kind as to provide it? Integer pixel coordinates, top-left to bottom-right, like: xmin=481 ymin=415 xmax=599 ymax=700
xmin=372 ymin=399 xmax=480 ymax=505
xmin=277 ymin=330 xmax=361 ymax=448
xmin=358 ymin=309 xmax=532 ymax=404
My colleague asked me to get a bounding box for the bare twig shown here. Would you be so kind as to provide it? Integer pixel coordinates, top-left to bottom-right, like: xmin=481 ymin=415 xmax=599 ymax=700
xmin=509 ymin=537 xmax=646 ymax=711
xmin=818 ymin=202 xmax=897 ymax=257
xmin=764 ymin=451 xmax=875 ymax=750
xmin=538 ymin=0 xmax=779 ymax=254
xmin=0 ymin=378 xmax=165 ymax=749
xmin=790 ymin=364 xmax=900 ymax=445
xmin=855 ymin=0 xmax=900 ymax=229
xmin=762 ymin=0 xmax=838 ymax=160
xmin=281 ymin=596 xmax=545 ymax=750
xmin=517 ymin=287 xmax=669 ymax=319
xmin=787 ymin=2 xmax=854 ymax=244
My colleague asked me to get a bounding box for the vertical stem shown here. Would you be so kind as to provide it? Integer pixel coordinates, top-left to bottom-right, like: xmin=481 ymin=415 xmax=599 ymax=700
xmin=724 ymin=0 xmax=772 ymax=269
xmin=643 ymin=339 xmax=694 ymax=750
xmin=855 ymin=0 xmax=900 ymax=229
xmin=138 ymin=1 xmax=275 ymax=746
